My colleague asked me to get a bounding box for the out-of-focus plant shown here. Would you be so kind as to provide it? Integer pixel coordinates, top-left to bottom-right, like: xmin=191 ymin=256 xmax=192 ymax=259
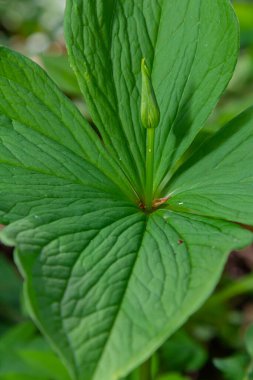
xmin=0 ymin=0 xmax=65 ymax=54
xmin=0 ymin=321 xmax=71 ymax=380
xmin=214 ymin=325 xmax=253 ymax=380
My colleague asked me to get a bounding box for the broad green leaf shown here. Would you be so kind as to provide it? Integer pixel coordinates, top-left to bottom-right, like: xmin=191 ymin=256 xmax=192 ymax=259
xmin=165 ymin=107 xmax=253 ymax=225
xmin=0 ymin=114 xmax=129 ymax=224
xmin=65 ymin=0 xmax=239 ymax=197
xmin=0 ymin=47 xmax=136 ymax=203
xmin=0 ymin=2 xmax=252 ymax=380
xmin=1 ymin=204 xmax=251 ymax=380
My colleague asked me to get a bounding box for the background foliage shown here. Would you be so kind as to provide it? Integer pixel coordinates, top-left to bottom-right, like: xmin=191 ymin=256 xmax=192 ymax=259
xmin=0 ymin=1 xmax=253 ymax=379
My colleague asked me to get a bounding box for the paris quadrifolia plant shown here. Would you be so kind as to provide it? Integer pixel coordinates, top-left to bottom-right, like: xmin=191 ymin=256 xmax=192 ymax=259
xmin=1 ymin=1 xmax=253 ymax=379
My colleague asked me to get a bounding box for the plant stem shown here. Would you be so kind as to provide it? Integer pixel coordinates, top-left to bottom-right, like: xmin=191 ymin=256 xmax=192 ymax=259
xmin=140 ymin=358 xmax=152 ymax=380
xmin=145 ymin=128 xmax=155 ymax=210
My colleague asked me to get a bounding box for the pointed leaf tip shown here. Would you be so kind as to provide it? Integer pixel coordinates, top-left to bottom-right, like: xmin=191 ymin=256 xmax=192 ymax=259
xmin=141 ymin=58 xmax=160 ymax=129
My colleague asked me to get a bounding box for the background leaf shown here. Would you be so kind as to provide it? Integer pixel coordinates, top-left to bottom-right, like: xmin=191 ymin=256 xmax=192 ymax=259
xmin=245 ymin=325 xmax=253 ymax=359
xmin=40 ymin=54 xmax=81 ymax=96
xmin=0 ymin=254 xmax=21 ymax=324
xmin=214 ymin=355 xmax=248 ymax=380
xmin=0 ymin=322 xmax=71 ymax=380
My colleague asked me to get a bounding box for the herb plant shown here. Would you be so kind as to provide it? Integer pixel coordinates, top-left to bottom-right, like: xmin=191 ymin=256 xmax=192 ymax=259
xmin=0 ymin=1 xmax=253 ymax=379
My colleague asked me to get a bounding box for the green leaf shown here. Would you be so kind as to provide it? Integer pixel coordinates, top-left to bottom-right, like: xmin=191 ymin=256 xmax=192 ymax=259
xmin=166 ymin=107 xmax=253 ymax=225
xmin=0 ymin=47 xmax=136 ymax=204
xmin=1 ymin=206 xmax=251 ymax=380
xmin=0 ymin=114 xmax=129 ymax=225
xmin=0 ymin=1 xmax=252 ymax=380
xmin=0 ymin=374 xmax=46 ymax=380
xmin=159 ymin=330 xmax=207 ymax=372
xmin=0 ymin=322 xmax=36 ymax=349
xmin=141 ymin=58 xmax=160 ymax=130
xmin=214 ymin=355 xmax=249 ymax=380
xmin=65 ymin=0 xmax=239 ymax=197
xmin=156 ymin=374 xmax=190 ymax=380
xmin=245 ymin=325 xmax=253 ymax=358
xmin=0 ymin=254 xmax=21 ymax=320
xmin=40 ymin=54 xmax=81 ymax=96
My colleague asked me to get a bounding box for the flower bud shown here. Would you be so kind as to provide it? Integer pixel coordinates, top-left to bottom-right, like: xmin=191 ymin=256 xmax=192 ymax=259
xmin=141 ymin=58 xmax=160 ymax=129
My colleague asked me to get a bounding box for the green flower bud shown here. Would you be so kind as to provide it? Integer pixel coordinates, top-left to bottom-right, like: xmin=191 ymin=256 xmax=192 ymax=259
xmin=141 ymin=58 xmax=160 ymax=129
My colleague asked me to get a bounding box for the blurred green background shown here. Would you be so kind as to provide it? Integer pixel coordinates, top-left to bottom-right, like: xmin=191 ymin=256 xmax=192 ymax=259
xmin=1 ymin=1 xmax=253 ymax=379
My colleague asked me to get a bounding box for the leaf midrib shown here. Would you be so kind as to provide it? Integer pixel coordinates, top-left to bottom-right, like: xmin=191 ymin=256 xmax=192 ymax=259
xmin=91 ymin=213 xmax=147 ymax=380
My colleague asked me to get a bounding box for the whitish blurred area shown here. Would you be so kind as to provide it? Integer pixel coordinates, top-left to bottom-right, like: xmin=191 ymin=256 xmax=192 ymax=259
xmin=0 ymin=0 xmax=65 ymax=54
